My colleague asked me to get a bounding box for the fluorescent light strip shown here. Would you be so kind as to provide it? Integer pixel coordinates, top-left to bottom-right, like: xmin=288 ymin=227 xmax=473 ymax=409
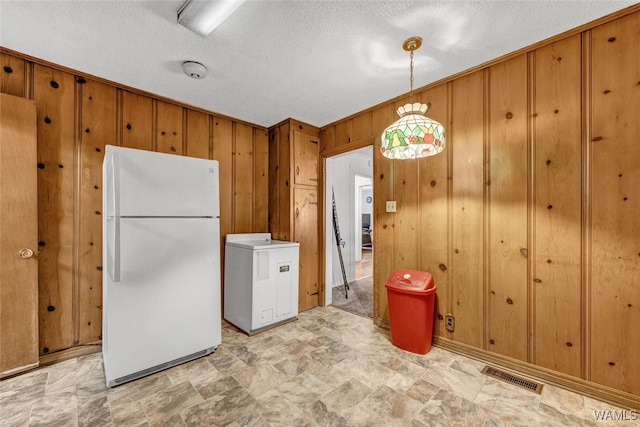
xmin=178 ymin=0 xmax=246 ymax=37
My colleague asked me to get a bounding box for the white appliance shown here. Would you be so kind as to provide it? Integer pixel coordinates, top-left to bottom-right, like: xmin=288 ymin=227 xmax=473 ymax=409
xmin=224 ymin=233 xmax=299 ymax=335
xmin=102 ymin=145 xmax=221 ymax=387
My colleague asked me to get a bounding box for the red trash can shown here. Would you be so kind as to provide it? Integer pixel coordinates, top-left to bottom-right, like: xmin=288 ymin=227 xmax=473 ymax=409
xmin=385 ymin=269 xmax=437 ymax=354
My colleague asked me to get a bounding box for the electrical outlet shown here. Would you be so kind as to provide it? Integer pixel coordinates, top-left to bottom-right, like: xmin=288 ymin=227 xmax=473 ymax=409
xmin=386 ymin=201 xmax=397 ymax=212
xmin=445 ymin=314 xmax=455 ymax=332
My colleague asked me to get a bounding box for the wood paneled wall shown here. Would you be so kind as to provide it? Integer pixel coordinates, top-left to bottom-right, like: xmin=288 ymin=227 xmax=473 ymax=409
xmin=320 ymin=9 xmax=640 ymax=401
xmin=0 ymin=50 xmax=269 ymax=357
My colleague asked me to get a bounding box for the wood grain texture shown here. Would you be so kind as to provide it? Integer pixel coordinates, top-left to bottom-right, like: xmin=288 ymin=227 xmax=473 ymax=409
xmin=268 ymin=127 xmax=282 ymax=239
xmin=590 ymin=12 xmax=640 ymax=395
xmin=0 ymin=93 xmax=38 ymax=376
xmin=185 ymin=109 xmax=210 ymax=160
xmin=212 ymin=116 xmax=233 ymax=244
xmin=392 ymin=98 xmax=420 ymax=270
xmin=278 ymin=122 xmax=291 ymax=241
xmin=121 ymin=91 xmax=152 ymax=151
xmin=335 ymin=121 xmax=350 ymax=147
xmin=351 ymin=112 xmax=371 ymax=143
xmin=253 ymin=128 xmax=269 ymax=232
xmin=294 ymin=188 xmax=319 ymax=311
xmin=371 ymin=104 xmax=395 ymax=320
xmin=34 ymin=64 xmax=76 ymax=355
xmin=450 ymin=71 xmax=485 ymax=348
xmin=0 ymin=54 xmax=26 ymax=97
xmin=532 ymin=35 xmax=582 ymax=377
xmin=156 ymin=101 xmax=183 ymax=155
xmin=233 ymin=122 xmax=254 ymax=233
xmin=321 ymin=126 xmax=335 ymax=152
xmin=78 ymin=79 xmax=116 ymax=344
xmin=293 ymin=131 xmax=319 ymax=186
xmin=416 ymin=86 xmax=450 ymax=338
xmin=486 ymin=54 xmax=529 ymax=361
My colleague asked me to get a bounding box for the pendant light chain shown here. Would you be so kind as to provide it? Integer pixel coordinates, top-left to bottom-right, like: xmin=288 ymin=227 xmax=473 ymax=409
xmin=409 ymin=49 xmax=414 ymax=102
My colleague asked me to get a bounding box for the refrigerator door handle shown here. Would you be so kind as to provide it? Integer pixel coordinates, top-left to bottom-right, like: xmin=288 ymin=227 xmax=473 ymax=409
xmin=113 ymin=217 xmax=121 ymax=282
xmin=107 ymin=153 xmax=121 ymax=282
xmin=112 ymin=152 xmax=120 ymax=217
xmin=107 ymin=216 xmax=121 ymax=283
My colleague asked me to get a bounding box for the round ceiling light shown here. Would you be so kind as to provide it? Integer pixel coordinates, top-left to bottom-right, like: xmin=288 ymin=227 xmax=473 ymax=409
xmin=182 ymin=61 xmax=207 ymax=79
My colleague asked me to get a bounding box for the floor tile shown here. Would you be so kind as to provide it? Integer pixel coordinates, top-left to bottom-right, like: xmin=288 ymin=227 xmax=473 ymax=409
xmin=320 ymin=378 xmax=372 ymax=414
xmin=77 ymin=394 xmax=111 ymax=427
xmin=28 ymin=392 xmax=78 ymax=427
xmin=0 ymin=305 xmax=627 ymax=426
xmin=141 ymin=381 xmax=203 ymax=422
xmin=348 ymin=384 xmax=424 ymax=427
xmin=181 ymin=384 xmax=258 ymax=426
xmin=416 ymin=388 xmax=490 ymax=427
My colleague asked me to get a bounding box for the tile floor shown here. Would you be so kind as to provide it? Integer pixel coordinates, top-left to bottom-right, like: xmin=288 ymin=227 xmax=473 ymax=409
xmin=0 ymin=306 xmax=635 ymax=426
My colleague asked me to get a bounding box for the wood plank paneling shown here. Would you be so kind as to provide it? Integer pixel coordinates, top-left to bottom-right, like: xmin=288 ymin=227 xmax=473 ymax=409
xmin=392 ymin=97 xmax=420 ymax=270
xmin=590 ymin=12 xmax=640 ymax=395
xmin=34 ymin=64 xmax=75 ymax=354
xmin=268 ymin=127 xmax=281 ymax=238
xmin=269 ymin=120 xmax=320 ymax=312
xmin=321 ymin=126 xmax=335 ymax=152
xmin=278 ymin=122 xmax=292 ymax=240
xmin=253 ymin=128 xmax=269 ymax=232
xmin=121 ymin=91 xmax=152 ymax=151
xmin=335 ymin=121 xmax=350 ymax=147
xmin=156 ymin=101 xmax=183 ymax=155
xmin=487 ymin=54 xmax=529 ymax=361
xmin=417 ymin=86 xmax=450 ymax=338
xmin=293 ymin=131 xmax=319 ymax=186
xmin=0 ymin=54 xmax=26 ymax=97
xmin=295 ymin=188 xmax=319 ymax=310
xmin=233 ymin=123 xmax=254 ymax=233
xmin=78 ymin=80 xmax=116 ymax=344
xmin=212 ymin=116 xmax=233 ymax=242
xmin=185 ymin=109 xmax=210 ymax=160
xmin=0 ymin=93 xmax=38 ymax=376
xmin=533 ymin=35 xmax=582 ymax=377
xmin=450 ymin=71 xmax=485 ymax=348
xmin=351 ymin=112 xmax=371 ymax=143
xmin=372 ymin=104 xmax=395 ymax=320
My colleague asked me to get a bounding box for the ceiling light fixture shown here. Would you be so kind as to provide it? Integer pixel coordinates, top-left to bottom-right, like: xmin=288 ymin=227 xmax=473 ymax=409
xmin=381 ymin=37 xmax=445 ymax=160
xmin=177 ymin=0 xmax=246 ymax=37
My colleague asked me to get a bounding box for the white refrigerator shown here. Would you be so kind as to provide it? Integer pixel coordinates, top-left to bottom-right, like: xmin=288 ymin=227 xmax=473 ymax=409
xmin=102 ymin=145 xmax=221 ymax=387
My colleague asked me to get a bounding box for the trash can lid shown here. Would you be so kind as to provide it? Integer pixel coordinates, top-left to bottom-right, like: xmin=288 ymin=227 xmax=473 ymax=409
xmin=385 ymin=269 xmax=435 ymax=294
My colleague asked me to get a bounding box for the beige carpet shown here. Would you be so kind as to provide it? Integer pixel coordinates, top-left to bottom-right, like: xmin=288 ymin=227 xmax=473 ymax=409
xmin=331 ymin=275 xmax=373 ymax=318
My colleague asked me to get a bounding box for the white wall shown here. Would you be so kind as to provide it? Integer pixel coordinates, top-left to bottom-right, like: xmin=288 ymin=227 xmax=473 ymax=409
xmin=362 ymin=188 xmax=373 ymax=216
xmin=324 ymin=146 xmax=372 ymax=305
xmin=354 ymin=177 xmax=372 ymax=262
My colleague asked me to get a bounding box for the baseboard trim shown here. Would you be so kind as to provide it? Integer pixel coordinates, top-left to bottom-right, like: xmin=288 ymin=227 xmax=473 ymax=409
xmin=39 ymin=343 xmax=102 ymax=368
xmin=0 ymin=361 xmax=40 ymax=380
xmin=433 ymin=336 xmax=640 ymax=411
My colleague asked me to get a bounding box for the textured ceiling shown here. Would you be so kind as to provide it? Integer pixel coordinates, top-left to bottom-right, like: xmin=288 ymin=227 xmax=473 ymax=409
xmin=0 ymin=1 xmax=636 ymax=128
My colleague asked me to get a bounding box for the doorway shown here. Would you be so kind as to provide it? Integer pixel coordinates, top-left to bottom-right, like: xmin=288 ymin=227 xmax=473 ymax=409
xmin=324 ymin=146 xmax=373 ymax=318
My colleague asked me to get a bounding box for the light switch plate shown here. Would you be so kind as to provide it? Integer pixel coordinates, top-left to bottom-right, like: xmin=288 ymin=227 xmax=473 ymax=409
xmin=386 ymin=201 xmax=397 ymax=212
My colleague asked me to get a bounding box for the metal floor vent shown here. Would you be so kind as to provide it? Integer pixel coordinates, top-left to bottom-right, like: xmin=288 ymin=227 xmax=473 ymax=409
xmin=481 ymin=366 xmax=544 ymax=394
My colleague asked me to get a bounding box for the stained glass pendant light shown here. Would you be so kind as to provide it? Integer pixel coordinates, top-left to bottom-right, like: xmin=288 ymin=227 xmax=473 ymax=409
xmin=381 ymin=37 xmax=445 ymax=160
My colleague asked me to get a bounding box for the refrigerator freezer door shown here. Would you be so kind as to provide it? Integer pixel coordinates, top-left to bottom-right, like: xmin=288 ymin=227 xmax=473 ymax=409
xmin=103 ymin=217 xmax=221 ymax=385
xmin=104 ymin=145 xmax=219 ymax=217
